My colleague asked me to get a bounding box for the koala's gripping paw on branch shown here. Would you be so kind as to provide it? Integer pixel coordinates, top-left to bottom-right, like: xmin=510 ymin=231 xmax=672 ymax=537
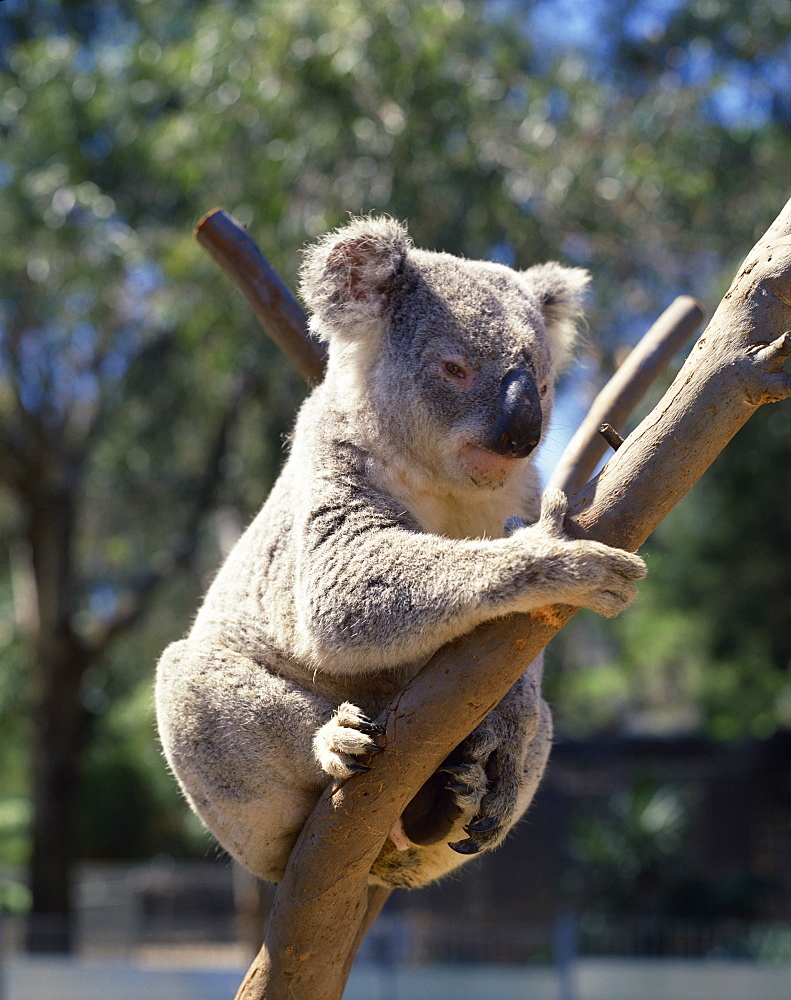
xmin=443 ymin=758 xmax=502 ymax=856
xmin=399 ymin=730 xmax=523 ymax=856
xmin=444 ymin=737 xmax=521 ymax=856
xmin=512 ymin=487 xmax=569 ymax=537
xmin=313 ymin=702 xmax=386 ymax=780
xmin=562 ymin=540 xmax=646 ymax=617
xmin=503 ymin=486 xmax=568 ymax=540
xmin=508 ymin=489 xmax=647 ymax=618
xmin=399 ymin=745 xmax=489 ymax=849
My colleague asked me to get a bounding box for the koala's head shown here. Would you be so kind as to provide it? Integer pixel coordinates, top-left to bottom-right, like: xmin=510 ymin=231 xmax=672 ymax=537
xmin=300 ymin=217 xmax=589 ymax=490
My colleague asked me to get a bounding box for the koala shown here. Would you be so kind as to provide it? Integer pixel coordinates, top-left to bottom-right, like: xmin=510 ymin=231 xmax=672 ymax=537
xmin=155 ymin=217 xmax=646 ymax=890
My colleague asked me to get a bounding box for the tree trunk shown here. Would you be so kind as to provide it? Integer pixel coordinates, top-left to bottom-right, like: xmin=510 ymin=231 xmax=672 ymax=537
xmin=231 ymin=195 xmax=791 ymax=999
xmin=27 ymin=639 xmax=88 ymax=952
xmin=24 ymin=483 xmax=91 ymax=952
xmin=11 ymin=361 xmax=240 ymax=951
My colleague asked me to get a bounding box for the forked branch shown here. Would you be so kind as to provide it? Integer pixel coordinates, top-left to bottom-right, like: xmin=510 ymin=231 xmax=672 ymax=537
xmin=549 ymin=294 xmax=705 ymax=495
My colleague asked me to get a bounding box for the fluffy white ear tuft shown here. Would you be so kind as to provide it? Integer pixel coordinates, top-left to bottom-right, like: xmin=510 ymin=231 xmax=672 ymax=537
xmin=299 ymin=216 xmax=411 ymax=343
xmin=521 ymin=263 xmax=590 ymax=372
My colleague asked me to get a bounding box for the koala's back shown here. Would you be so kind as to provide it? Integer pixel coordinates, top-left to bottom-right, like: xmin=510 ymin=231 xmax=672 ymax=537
xmin=190 ymin=458 xmax=301 ymax=660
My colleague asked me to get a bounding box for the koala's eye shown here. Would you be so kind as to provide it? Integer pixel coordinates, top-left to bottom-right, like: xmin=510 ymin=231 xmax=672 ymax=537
xmin=539 ymin=382 xmax=548 ymax=397
xmin=443 ymin=361 xmax=468 ymax=380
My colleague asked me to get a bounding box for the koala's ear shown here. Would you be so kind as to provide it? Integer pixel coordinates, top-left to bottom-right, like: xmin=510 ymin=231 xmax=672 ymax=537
xmin=521 ymin=262 xmax=590 ymax=372
xmin=299 ymin=216 xmax=411 ymax=343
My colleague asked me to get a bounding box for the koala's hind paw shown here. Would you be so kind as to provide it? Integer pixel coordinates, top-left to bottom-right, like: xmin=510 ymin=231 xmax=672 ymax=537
xmin=446 ymin=741 xmax=522 ymax=855
xmin=399 ymin=756 xmax=488 ymax=848
xmin=313 ymin=702 xmax=385 ymax=781
xmin=440 ymin=760 xmax=488 ymax=813
xmin=448 ymin=815 xmax=502 ymax=855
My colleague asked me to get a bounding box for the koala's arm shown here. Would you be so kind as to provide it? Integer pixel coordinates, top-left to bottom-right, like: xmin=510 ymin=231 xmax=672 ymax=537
xmin=296 ymin=482 xmax=645 ymax=673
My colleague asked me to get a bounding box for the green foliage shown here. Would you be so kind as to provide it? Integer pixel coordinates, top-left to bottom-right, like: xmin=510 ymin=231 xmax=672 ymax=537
xmin=571 ymin=776 xmax=689 ymax=917
xmin=0 ymin=571 xmax=33 ymax=822
xmin=548 ymin=406 xmax=791 ymax=740
xmin=0 ymin=798 xmax=32 ymax=869
xmin=568 ymin=774 xmax=771 ymax=923
xmin=78 ymin=679 xmax=212 ymax=859
xmin=0 ymin=873 xmax=32 ymax=916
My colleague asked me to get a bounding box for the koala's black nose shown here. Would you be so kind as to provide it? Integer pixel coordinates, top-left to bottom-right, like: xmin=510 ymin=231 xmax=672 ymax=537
xmin=488 ymin=368 xmax=543 ymax=458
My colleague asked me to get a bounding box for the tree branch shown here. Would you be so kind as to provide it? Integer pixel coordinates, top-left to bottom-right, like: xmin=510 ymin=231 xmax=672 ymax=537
xmin=194 ymin=209 xmax=325 ymax=386
xmin=548 ymin=295 xmax=705 ymax=496
xmin=193 ymin=200 xmax=791 ymax=999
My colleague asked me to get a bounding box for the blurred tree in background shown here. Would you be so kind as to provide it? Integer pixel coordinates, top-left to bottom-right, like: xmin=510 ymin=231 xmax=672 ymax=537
xmin=570 ymin=776 xmax=689 ymax=920
xmin=0 ymin=0 xmax=789 ymax=949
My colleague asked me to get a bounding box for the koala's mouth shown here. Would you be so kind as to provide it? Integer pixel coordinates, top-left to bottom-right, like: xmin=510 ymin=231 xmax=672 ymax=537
xmin=459 ymin=443 xmax=523 ymax=488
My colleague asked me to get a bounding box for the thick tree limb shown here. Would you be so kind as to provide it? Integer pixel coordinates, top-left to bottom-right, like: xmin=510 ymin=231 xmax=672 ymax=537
xmin=549 ymin=294 xmax=705 ymax=496
xmin=195 ymin=200 xmax=791 ymax=1000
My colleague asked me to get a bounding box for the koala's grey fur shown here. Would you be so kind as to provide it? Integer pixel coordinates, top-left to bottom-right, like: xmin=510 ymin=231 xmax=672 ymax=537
xmin=155 ymin=217 xmax=646 ymax=889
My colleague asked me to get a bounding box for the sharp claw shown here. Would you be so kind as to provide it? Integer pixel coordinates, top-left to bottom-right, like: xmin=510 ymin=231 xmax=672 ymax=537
xmin=346 ymin=762 xmax=371 ymax=773
xmin=356 ymin=720 xmax=386 ymax=736
xmin=464 ymin=817 xmax=500 ymax=833
xmin=448 ymin=838 xmax=481 ymax=855
xmin=439 ymin=763 xmax=472 ymax=776
xmin=445 ymin=782 xmax=475 ymax=795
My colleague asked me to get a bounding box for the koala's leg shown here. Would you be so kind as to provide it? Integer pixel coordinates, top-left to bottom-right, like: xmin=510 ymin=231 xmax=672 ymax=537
xmin=370 ymin=676 xmax=551 ymax=889
xmin=448 ymin=676 xmax=553 ymax=855
xmin=155 ymin=639 xmax=379 ymax=883
xmin=399 ymin=656 xmax=552 ymax=860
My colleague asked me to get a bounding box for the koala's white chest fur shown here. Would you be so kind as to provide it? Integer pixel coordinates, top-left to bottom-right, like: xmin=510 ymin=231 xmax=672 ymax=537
xmin=371 ymin=452 xmax=539 ymax=540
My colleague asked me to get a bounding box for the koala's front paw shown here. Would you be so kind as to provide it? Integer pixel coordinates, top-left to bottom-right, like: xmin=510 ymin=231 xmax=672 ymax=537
xmin=313 ymin=702 xmax=385 ymax=781
xmin=563 ymin=540 xmax=647 ymax=618
xmin=509 ymin=488 xmax=647 ymax=618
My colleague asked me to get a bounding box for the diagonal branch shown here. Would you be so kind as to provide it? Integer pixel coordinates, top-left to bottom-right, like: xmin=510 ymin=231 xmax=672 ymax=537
xmin=549 ymin=294 xmax=705 ymax=496
xmin=194 ymin=209 xmax=324 ymax=385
